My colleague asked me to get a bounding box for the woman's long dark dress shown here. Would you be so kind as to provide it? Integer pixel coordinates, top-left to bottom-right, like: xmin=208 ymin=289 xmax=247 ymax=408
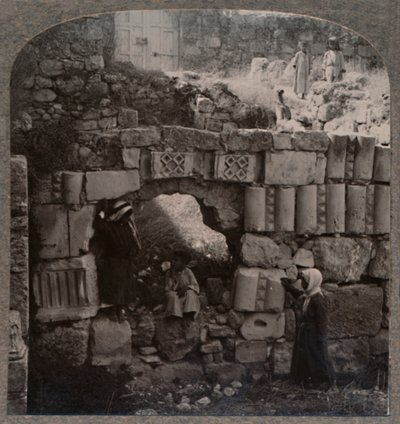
xmin=93 ymin=216 xmax=139 ymax=306
xmin=285 ymin=285 xmax=336 ymax=386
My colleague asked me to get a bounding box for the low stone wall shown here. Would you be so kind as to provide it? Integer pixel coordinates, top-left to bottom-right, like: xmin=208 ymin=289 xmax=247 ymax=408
xmin=26 ymin=123 xmax=389 ymax=382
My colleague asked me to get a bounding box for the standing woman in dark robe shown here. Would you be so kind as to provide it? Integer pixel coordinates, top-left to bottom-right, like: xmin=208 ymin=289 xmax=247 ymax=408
xmin=281 ymin=268 xmax=338 ymax=391
xmin=93 ymin=199 xmax=141 ymax=322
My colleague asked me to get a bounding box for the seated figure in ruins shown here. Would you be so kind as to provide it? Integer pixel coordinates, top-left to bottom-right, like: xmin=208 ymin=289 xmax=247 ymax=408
xmin=164 ymin=250 xmax=200 ymax=320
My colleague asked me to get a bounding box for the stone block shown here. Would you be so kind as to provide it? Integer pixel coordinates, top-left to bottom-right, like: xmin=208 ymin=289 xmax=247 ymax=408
xmin=244 ymin=187 xmax=266 ymax=232
xmin=39 ymin=59 xmax=64 ymax=76
xmin=317 ymin=102 xmax=341 ymax=122
xmin=200 ymin=340 xmax=223 ymax=354
xmin=284 ymin=309 xmax=296 ymax=341
xmin=90 ymin=314 xmax=132 ymax=366
xmin=204 ymin=362 xmax=246 ymax=384
xmin=11 ymin=156 xmax=28 ymax=216
xmin=365 ymin=185 xmax=375 ymax=234
xmin=240 ymin=234 xmax=279 ymax=268
xmin=32 ymin=254 xmax=99 ymax=322
xmin=374 ymin=185 xmax=390 ymax=234
xmin=316 ymin=155 xmax=327 ymax=184
xmin=234 ymin=267 xmax=285 ymax=312
xmin=317 ymin=185 xmax=327 ymax=234
xmin=122 ymin=148 xmax=140 ymax=169
xmin=353 ymin=135 xmax=376 ymax=182
xmin=33 ymin=88 xmax=57 ymax=102
xmin=120 ymin=126 xmax=161 ymax=147
xmin=162 ymin=125 xmax=220 ymax=151
xmin=205 ymin=278 xmax=225 ymax=305
xmin=84 ymin=54 xmax=104 ymax=71
xmin=326 ymin=134 xmax=348 ymax=180
xmin=215 ymin=153 xmax=257 ymax=182
xmin=68 ymin=205 xmax=96 ymax=257
xmin=8 ymin=352 xmax=28 ymax=395
xmin=85 ymin=170 xmax=140 ymax=200
xmin=32 ymin=319 xmax=91 ymax=367
xmin=131 ymin=313 xmax=155 ymax=347
xmin=313 ymin=237 xmax=373 ymax=282
xmin=373 ymin=146 xmax=391 ymax=183
xmin=75 ymin=120 xmax=98 ymax=131
xmin=240 ymin=312 xmax=285 ymax=340
xmin=326 ymin=184 xmax=345 ymax=233
xmin=155 ymin=318 xmax=199 ymax=361
xmin=274 ymin=187 xmax=295 ymax=231
xmin=99 ymin=117 xmax=117 ymax=130
xmin=264 ymin=151 xmax=319 ymax=185
xmin=265 ymin=186 xmax=275 ymax=231
xmin=293 ymin=248 xmax=314 ymax=267
xmin=152 ymin=152 xmax=194 ymax=178
xmin=328 ymin=338 xmax=370 ymax=375
xmin=118 ymin=108 xmax=139 ymax=129
xmin=205 ymin=117 xmax=223 ymax=132
xmin=296 ymin=185 xmax=317 ymax=234
xmin=292 ymin=131 xmax=330 ymax=152
xmin=208 ymin=324 xmax=236 ymax=338
xmin=223 ymin=129 xmax=273 ymax=152
xmin=272 ymin=341 xmax=293 ymax=375
xmin=368 ymin=240 xmax=390 ymax=279
xmin=196 ymin=96 xmax=214 ymax=113
xmin=326 ymin=285 xmax=383 ymax=338
xmin=344 ymin=136 xmax=356 ymax=180
xmin=61 ymin=172 xmax=84 ymax=205
xmin=32 ymin=205 xmax=69 ymax=259
xmin=227 ymin=310 xmax=245 ymax=330
xmin=346 ymin=185 xmax=367 ymax=234
xmin=235 ymin=340 xmax=269 ymax=363
xmin=369 ymin=329 xmax=389 ymax=356
xmin=272 ymin=132 xmax=292 ymax=150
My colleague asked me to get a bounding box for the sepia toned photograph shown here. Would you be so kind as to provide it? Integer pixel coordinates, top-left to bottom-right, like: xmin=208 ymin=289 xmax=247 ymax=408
xmin=7 ymin=7 xmax=390 ymax=417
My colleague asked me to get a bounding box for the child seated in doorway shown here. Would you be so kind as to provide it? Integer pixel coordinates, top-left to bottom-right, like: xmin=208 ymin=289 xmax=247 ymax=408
xmin=164 ymin=250 xmax=200 ymax=320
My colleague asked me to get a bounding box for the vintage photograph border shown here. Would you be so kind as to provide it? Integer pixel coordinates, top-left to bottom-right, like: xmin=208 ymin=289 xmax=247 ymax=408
xmin=0 ymin=0 xmax=399 ymax=422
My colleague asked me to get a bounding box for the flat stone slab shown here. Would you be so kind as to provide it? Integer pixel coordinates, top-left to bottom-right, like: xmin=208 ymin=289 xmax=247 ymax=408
xmin=90 ymin=314 xmax=132 ymax=366
xmin=235 ymin=340 xmax=270 ymax=363
xmin=240 ymin=312 xmax=285 ymax=340
xmin=85 ymin=170 xmax=140 ymax=200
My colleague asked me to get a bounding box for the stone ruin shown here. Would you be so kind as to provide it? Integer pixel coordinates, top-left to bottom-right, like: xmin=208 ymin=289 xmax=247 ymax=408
xmin=10 ymin=106 xmax=390 ymax=411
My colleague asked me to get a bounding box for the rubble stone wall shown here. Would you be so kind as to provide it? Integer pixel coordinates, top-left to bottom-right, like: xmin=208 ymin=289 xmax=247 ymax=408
xmin=177 ymin=10 xmax=381 ymax=73
xmin=26 ymin=124 xmax=390 ymax=379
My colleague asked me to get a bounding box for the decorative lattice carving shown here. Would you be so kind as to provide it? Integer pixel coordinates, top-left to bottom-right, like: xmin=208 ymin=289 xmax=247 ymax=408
xmin=215 ymin=154 xmax=256 ymax=182
xmin=152 ymin=152 xmax=194 ymax=179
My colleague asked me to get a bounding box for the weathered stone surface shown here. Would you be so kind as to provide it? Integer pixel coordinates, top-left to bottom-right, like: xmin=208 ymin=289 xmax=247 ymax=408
xmin=118 ymin=108 xmax=139 ymax=129
xmin=240 ymin=312 xmax=285 ymax=340
xmin=8 ymin=352 xmax=28 ymax=395
xmin=369 ymin=329 xmax=389 ymax=356
xmin=39 ymin=59 xmax=64 ymax=76
xmin=90 ymin=313 xmax=132 ymax=366
xmin=204 ymin=362 xmax=246 ymax=384
xmin=32 ymin=319 xmax=91 ymax=367
xmin=240 ymin=234 xmax=279 ymax=268
xmin=272 ymin=132 xmax=292 ymax=150
xmin=139 ymin=346 xmax=158 ymax=355
xmin=353 ymin=135 xmax=376 ymax=182
xmin=274 ymin=187 xmax=295 ymax=231
xmin=292 ymin=131 xmax=330 ymax=152
xmin=196 ymin=96 xmax=214 ymax=113
xmin=227 ymin=310 xmax=245 ymax=330
xmin=32 ymin=205 xmax=69 ymax=259
xmin=9 ymin=311 xmax=27 ymax=361
xmin=264 ymin=151 xmax=322 ymax=185
xmin=85 ymin=170 xmax=140 ymax=200
xmin=153 ymin=362 xmax=204 ymax=385
xmin=84 ymin=54 xmax=104 ymax=71
xmin=235 ymin=340 xmax=269 ymax=363
xmin=62 ymin=172 xmax=84 ymax=204
xmin=368 ymin=240 xmax=390 ymax=279
xmin=223 ymin=129 xmax=273 ymax=152
xmin=162 ymin=125 xmax=220 ymax=151
xmin=374 ymin=185 xmax=390 ymax=234
xmin=75 ymin=120 xmax=98 ymax=131
xmin=328 ymin=338 xmax=370 ymax=375
xmin=326 ymin=285 xmax=383 ymax=338
xmin=244 ymin=187 xmax=266 ymax=232
xmin=130 ymin=313 xmax=156 ymax=347
xmin=272 ymin=341 xmax=293 ymax=375
xmin=326 ymin=184 xmax=346 ymax=233
xmin=68 ymin=205 xmax=95 ymax=257
xmin=208 ymin=324 xmax=236 ymax=338
xmin=32 ymin=254 xmax=99 ymax=321
xmin=155 ymin=318 xmax=200 ymax=361
xmin=317 ymin=102 xmax=342 ymax=122
xmin=293 ymin=248 xmax=314 ymax=268
xmin=200 ymin=340 xmax=223 ymax=354
xmin=122 ymin=148 xmax=140 ymax=169
xmin=373 ymin=146 xmax=391 ymax=183
xmin=205 ymin=278 xmax=225 ymax=305
xmin=313 ymin=237 xmax=373 ymax=282
xmin=120 ymin=127 xmax=161 ymax=147
xmin=326 ymin=134 xmax=347 ymax=180
xmin=33 ymin=89 xmax=57 ymax=102
xmin=11 ymin=156 xmax=28 ymax=216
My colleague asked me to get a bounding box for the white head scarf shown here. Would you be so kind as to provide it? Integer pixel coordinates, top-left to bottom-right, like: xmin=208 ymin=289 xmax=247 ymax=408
xmin=300 ymin=268 xmax=323 ymax=312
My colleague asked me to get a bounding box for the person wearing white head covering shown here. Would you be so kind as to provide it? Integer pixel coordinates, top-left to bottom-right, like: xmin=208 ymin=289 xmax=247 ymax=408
xmin=281 ymin=268 xmax=338 ymax=391
xmin=93 ymin=199 xmax=141 ymax=322
xmin=322 ymin=37 xmax=345 ymax=82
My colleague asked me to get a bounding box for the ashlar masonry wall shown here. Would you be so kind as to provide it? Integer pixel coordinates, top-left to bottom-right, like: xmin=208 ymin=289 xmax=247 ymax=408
xmin=24 ymin=121 xmax=390 ymax=379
